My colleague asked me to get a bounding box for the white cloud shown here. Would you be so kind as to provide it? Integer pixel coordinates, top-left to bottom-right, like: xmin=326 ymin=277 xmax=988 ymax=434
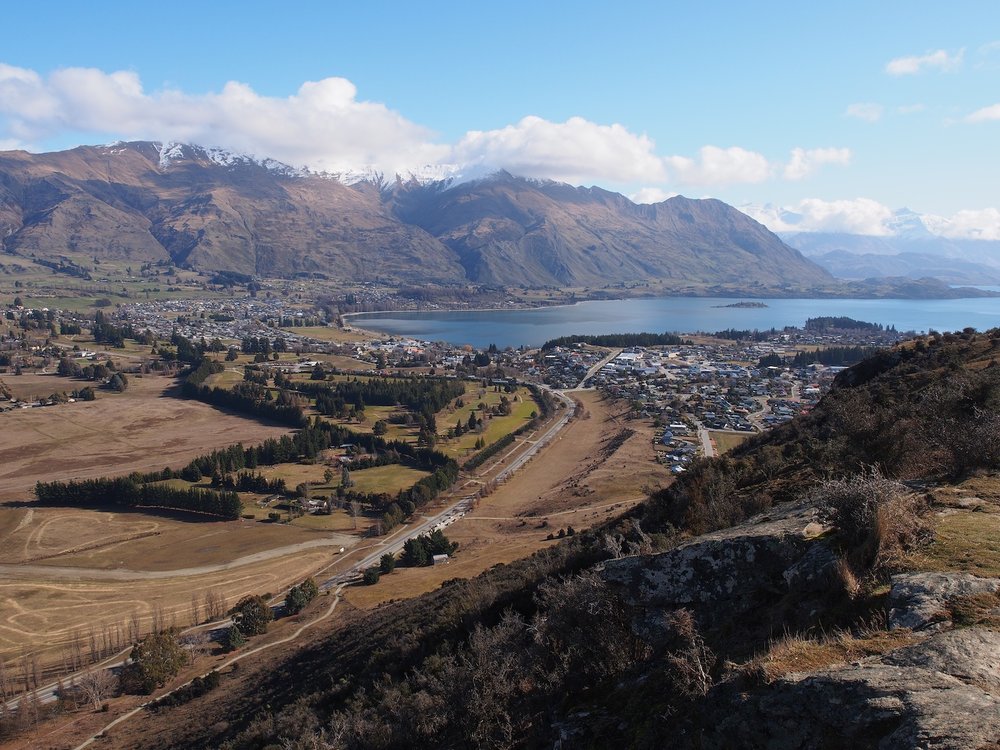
xmin=451 ymin=115 xmax=667 ymax=184
xmin=630 ymin=187 xmax=677 ymax=204
xmin=743 ymin=198 xmax=893 ymax=235
xmin=845 ymin=102 xmax=884 ymax=122
xmin=897 ymin=104 xmax=925 ymax=115
xmin=885 ymin=48 xmax=964 ymax=75
xmin=664 ymin=145 xmax=772 ymax=186
xmin=966 ymin=103 xmax=1000 ymax=123
xmin=744 ymin=199 xmax=1000 ymax=240
xmin=0 ymin=64 xmax=855 ymax=193
xmin=0 ymin=63 xmax=446 ymax=174
xmin=938 ymin=207 xmax=1000 ymax=240
xmin=783 ymin=147 xmax=851 ymax=180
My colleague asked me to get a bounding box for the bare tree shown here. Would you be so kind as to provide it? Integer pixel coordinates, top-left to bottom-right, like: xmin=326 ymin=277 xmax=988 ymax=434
xmin=203 ymin=589 xmax=227 ymax=621
xmin=0 ymin=658 xmax=11 ymax=702
xmin=190 ymin=593 xmax=201 ymax=625
xmin=76 ymin=669 xmax=117 ymax=710
xmin=69 ymin=629 xmax=84 ymax=671
xmin=603 ymin=533 xmax=625 ymax=560
xmin=350 ymin=499 xmax=362 ymax=530
xmin=179 ymin=631 xmax=212 ymax=659
xmin=87 ymin=628 xmax=99 ymax=664
xmin=128 ymin=611 xmax=141 ymax=644
xmin=151 ymin=603 xmax=165 ymax=634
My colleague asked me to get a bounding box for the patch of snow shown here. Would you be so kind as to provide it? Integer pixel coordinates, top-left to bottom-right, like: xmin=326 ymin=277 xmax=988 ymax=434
xmin=158 ymin=142 xmax=187 ymax=169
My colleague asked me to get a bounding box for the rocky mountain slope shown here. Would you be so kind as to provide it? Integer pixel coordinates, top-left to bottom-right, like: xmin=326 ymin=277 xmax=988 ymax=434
xmin=108 ymin=328 xmax=1000 ymax=750
xmin=0 ymin=142 xmax=463 ymax=283
xmin=0 ymin=142 xmax=830 ymax=289
xmin=388 ymin=172 xmax=831 ymax=287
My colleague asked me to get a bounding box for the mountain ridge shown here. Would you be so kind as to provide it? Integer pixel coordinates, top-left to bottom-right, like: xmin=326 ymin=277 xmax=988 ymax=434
xmin=0 ymin=141 xmax=831 ymax=289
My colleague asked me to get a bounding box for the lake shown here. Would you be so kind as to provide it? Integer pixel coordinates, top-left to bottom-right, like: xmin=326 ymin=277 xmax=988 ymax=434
xmin=349 ymin=296 xmax=1000 ymax=349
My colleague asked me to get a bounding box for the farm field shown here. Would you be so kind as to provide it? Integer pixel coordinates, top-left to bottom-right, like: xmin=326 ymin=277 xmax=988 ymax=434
xmin=0 ymin=501 xmax=356 ymax=671
xmin=253 ymin=460 xmax=431 ymax=496
xmin=0 ymin=374 xmax=291 ymax=501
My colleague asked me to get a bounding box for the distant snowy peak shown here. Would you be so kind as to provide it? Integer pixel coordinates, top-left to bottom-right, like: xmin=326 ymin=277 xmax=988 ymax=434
xmin=94 ymin=141 xmax=575 ymax=194
xmin=332 ymin=162 xmax=508 ymax=190
xmin=884 ymin=208 xmax=936 ymax=240
xmin=151 ymin=142 xmax=308 ymax=177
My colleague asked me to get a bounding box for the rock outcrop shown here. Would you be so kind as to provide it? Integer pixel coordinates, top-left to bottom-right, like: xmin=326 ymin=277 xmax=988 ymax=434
xmin=601 ymin=502 xmax=838 ymax=647
xmin=705 ymin=629 xmax=1000 ymax=749
xmin=601 ymin=498 xmax=1000 ymax=749
xmin=887 ymin=572 xmax=1000 ymax=631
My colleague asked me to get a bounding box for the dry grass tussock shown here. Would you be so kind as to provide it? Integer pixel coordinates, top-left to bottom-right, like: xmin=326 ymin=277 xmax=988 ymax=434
xmin=813 ymin=467 xmax=931 ymax=578
xmin=743 ymin=624 xmax=920 ymax=684
xmin=947 ymin=591 xmax=1000 ymax=627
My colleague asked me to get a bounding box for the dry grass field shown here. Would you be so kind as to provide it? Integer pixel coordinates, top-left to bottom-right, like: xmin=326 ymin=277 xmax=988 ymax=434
xmin=0 ymin=500 xmax=359 ymax=669
xmin=0 ymin=507 xmax=334 ymax=570
xmin=0 ymin=374 xmax=291 ymax=501
xmin=0 ymin=545 xmax=336 ymax=672
xmin=710 ymin=430 xmax=752 ymax=454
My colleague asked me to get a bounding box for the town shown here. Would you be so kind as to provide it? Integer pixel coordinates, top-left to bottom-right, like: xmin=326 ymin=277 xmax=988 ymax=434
xmin=2 ymin=294 xmax=907 ymax=479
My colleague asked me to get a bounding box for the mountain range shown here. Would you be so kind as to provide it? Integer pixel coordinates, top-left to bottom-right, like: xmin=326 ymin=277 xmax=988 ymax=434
xmin=741 ymin=204 xmax=1000 ymax=285
xmin=781 ymin=232 xmax=1000 ymax=285
xmin=0 ymin=141 xmax=831 ymax=289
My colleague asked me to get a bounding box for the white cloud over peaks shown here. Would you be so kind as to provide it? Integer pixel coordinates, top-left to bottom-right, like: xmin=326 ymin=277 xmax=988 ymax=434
xmin=940 ymin=208 xmax=1000 ymax=240
xmin=0 ymin=64 xmax=855 ymax=191
xmin=793 ymin=198 xmax=894 ymax=234
xmin=966 ymin=103 xmax=1000 ymax=123
xmin=744 ymin=200 xmax=1000 ymax=240
xmin=743 ymin=198 xmax=894 ymax=235
xmin=885 ymin=48 xmax=964 ymax=75
xmin=0 ymin=64 xmax=445 ymax=174
xmin=664 ymin=145 xmax=771 ymax=186
xmin=783 ymin=147 xmax=851 ymax=180
xmin=450 ymin=116 xmax=667 ymax=184
xmin=845 ymin=102 xmax=884 ymax=122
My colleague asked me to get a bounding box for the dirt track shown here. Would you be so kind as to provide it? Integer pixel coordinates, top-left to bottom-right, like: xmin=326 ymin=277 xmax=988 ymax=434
xmin=0 ymin=534 xmax=355 ymax=582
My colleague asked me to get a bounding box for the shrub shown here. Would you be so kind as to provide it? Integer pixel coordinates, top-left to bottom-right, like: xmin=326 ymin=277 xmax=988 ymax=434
xmin=379 ymin=553 xmax=396 ymax=574
xmin=813 ymin=468 xmax=928 ymax=575
xmin=363 ymin=567 xmax=381 ymax=585
xmin=122 ymin=632 xmax=187 ymax=694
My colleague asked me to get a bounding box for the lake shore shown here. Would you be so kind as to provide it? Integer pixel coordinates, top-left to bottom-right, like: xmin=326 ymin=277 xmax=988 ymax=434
xmin=345 ymin=295 xmax=1000 ymax=348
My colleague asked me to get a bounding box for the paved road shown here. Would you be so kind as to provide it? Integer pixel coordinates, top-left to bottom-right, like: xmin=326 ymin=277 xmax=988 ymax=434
xmin=570 ymin=349 xmax=621 ymax=390
xmin=694 ymin=419 xmax=716 ymax=458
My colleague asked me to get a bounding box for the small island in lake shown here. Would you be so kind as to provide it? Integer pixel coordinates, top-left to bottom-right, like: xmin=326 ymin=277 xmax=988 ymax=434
xmin=712 ymin=301 xmax=769 ymax=308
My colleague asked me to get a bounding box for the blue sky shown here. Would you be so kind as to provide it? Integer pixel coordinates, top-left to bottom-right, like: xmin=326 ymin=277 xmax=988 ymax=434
xmin=1 ymin=1 xmax=998 ymax=237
